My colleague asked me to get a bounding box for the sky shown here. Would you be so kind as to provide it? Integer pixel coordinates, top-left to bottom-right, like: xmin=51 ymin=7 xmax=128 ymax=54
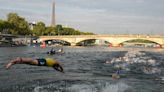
xmin=0 ymin=0 xmax=164 ymax=35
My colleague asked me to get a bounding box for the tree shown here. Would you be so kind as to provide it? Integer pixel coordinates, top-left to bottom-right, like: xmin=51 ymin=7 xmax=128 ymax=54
xmin=32 ymin=21 xmax=46 ymax=36
xmin=62 ymin=27 xmax=75 ymax=35
xmin=0 ymin=20 xmax=5 ymax=33
xmin=1 ymin=12 xmax=95 ymax=35
xmin=55 ymin=24 xmax=63 ymax=35
xmin=7 ymin=13 xmax=31 ymax=35
xmin=44 ymin=27 xmax=56 ymax=35
xmin=0 ymin=20 xmax=13 ymax=34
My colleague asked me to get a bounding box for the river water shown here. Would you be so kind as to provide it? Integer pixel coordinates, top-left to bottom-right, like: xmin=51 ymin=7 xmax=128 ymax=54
xmin=0 ymin=46 xmax=164 ymax=92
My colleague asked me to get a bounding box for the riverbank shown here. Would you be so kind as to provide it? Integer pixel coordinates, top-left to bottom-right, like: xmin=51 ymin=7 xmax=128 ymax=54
xmin=0 ymin=41 xmax=27 ymax=47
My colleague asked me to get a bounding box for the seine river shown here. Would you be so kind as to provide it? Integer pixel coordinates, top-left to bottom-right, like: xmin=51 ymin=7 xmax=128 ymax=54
xmin=0 ymin=46 xmax=164 ymax=92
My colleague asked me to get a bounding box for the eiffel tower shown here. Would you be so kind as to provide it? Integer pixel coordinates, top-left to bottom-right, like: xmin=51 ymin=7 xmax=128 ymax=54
xmin=51 ymin=1 xmax=55 ymax=27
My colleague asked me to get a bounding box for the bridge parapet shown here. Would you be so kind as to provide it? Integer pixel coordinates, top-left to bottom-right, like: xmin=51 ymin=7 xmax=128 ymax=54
xmin=40 ymin=35 xmax=164 ymax=39
xmin=39 ymin=35 xmax=164 ymax=48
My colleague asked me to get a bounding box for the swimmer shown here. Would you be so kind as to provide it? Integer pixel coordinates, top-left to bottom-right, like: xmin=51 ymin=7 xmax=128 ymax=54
xmin=56 ymin=48 xmax=64 ymax=54
xmin=47 ymin=48 xmax=64 ymax=55
xmin=112 ymin=69 xmax=121 ymax=79
xmin=5 ymin=57 xmax=64 ymax=73
xmin=112 ymin=73 xmax=120 ymax=79
xmin=116 ymin=69 xmax=121 ymax=75
xmin=47 ymin=48 xmax=56 ymax=55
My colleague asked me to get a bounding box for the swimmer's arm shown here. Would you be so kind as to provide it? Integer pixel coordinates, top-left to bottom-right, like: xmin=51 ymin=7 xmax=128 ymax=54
xmin=5 ymin=58 xmax=38 ymax=69
xmin=20 ymin=58 xmax=38 ymax=65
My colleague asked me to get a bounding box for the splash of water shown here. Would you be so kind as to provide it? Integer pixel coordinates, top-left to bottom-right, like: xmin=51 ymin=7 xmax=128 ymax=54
xmin=102 ymin=82 xmax=130 ymax=92
xmin=107 ymin=50 xmax=161 ymax=74
xmin=67 ymin=82 xmax=130 ymax=92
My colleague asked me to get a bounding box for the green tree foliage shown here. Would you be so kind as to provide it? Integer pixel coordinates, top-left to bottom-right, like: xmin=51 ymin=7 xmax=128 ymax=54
xmin=62 ymin=27 xmax=77 ymax=35
xmin=0 ymin=20 xmax=6 ymax=33
xmin=55 ymin=24 xmax=95 ymax=35
xmin=45 ymin=27 xmax=55 ymax=35
xmin=82 ymin=32 xmax=95 ymax=35
xmin=0 ymin=12 xmax=95 ymax=36
xmin=7 ymin=13 xmax=31 ymax=35
xmin=55 ymin=24 xmax=63 ymax=35
xmin=32 ymin=21 xmax=46 ymax=36
xmin=0 ymin=20 xmax=4 ymax=33
xmin=0 ymin=20 xmax=12 ymax=34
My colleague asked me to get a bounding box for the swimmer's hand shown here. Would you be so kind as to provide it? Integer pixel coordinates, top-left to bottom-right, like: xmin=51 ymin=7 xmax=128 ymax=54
xmin=5 ymin=63 xmax=12 ymax=69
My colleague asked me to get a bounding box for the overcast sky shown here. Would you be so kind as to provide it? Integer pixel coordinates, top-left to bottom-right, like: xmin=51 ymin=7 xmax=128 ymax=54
xmin=0 ymin=0 xmax=164 ymax=34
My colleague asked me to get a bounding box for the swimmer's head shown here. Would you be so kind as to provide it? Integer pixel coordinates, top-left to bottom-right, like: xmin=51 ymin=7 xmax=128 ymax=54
xmin=53 ymin=64 xmax=64 ymax=73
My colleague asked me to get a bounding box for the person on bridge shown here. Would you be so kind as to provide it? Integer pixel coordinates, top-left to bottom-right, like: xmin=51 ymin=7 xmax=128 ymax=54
xmin=5 ymin=57 xmax=64 ymax=73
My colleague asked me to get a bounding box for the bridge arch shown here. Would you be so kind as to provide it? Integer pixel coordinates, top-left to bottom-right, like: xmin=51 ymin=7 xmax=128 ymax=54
xmin=97 ymin=37 xmax=163 ymax=47
xmin=117 ymin=38 xmax=163 ymax=45
xmin=40 ymin=39 xmax=71 ymax=46
xmin=119 ymin=39 xmax=161 ymax=47
xmin=76 ymin=38 xmax=111 ymax=46
xmin=105 ymin=38 xmax=163 ymax=48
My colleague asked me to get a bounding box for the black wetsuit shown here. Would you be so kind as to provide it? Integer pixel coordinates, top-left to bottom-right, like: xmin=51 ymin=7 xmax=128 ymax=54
xmin=37 ymin=58 xmax=47 ymax=66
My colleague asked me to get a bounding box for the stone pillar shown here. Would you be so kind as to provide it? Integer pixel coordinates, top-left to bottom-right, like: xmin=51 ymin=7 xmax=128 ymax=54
xmin=111 ymin=43 xmax=121 ymax=47
xmin=160 ymin=44 xmax=164 ymax=48
xmin=71 ymin=42 xmax=76 ymax=46
xmin=112 ymin=44 xmax=121 ymax=47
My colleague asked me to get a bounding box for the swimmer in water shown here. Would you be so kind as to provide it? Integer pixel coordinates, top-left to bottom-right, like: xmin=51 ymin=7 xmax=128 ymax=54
xmin=5 ymin=57 xmax=64 ymax=73
xmin=47 ymin=48 xmax=56 ymax=55
xmin=47 ymin=48 xmax=64 ymax=55
xmin=56 ymin=48 xmax=64 ymax=54
xmin=112 ymin=70 xmax=121 ymax=79
xmin=112 ymin=66 xmax=121 ymax=79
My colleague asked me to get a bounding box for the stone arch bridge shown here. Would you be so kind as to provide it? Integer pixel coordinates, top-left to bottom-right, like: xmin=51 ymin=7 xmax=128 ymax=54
xmin=39 ymin=35 xmax=164 ymax=48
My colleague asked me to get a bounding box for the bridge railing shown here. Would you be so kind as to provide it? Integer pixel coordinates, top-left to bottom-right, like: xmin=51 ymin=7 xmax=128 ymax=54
xmin=40 ymin=34 xmax=164 ymax=38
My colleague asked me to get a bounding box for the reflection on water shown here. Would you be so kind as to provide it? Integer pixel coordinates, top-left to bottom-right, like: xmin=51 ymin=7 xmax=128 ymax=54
xmin=0 ymin=46 xmax=164 ymax=92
